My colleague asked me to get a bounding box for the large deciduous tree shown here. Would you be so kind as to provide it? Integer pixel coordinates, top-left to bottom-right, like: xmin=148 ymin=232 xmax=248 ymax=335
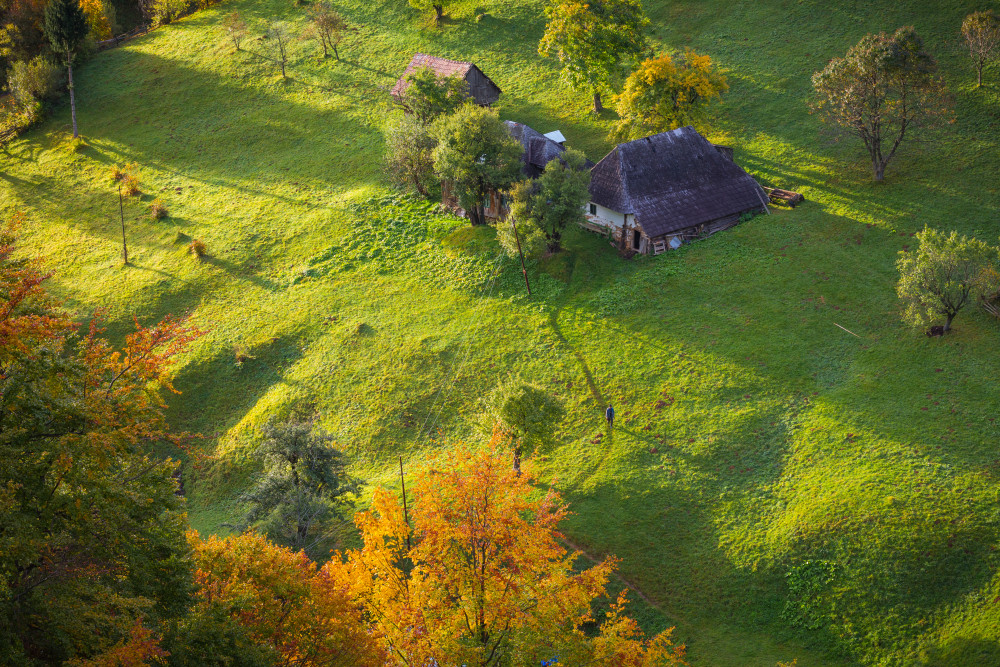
xmin=811 ymin=27 xmax=951 ymax=182
xmin=896 ymin=227 xmax=998 ymax=332
xmin=433 ymin=104 xmax=522 ymax=226
xmin=395 ymin=66 xmax=469 ymax=125
xmin=503 ymin=148 xmax=590 ymax=254
xmin=233 ymin=418 xmax=359 ymax=559
xmin=0 ymin=214 xmax=202 ymax=663
xmin=613 ymin=50 xmax=727 ymax=141
xmin=43 ymin=0 xmax=88 ymax=138
xmin=539 ymin=0 xmax=649 ymax=113
xmin=483 ymin=378 xmax=564 ymax=473
xmin=331 ymin=442 xmax=686 ymax=666
xmin=961 ymin=10 xmax=1000 ymax=88
xmin=188 ymin=532 xmax=384 ymax=667
xmin=384 ymin=113 xmax=438 ymax=197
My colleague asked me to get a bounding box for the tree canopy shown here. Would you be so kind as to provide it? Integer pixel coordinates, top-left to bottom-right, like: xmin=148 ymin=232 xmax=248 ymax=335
xmin=961 ymin=10 xmax=1000 ymax=88
xmin=613 ymin=50 xmax=727 ymax=141
xmin=896 ymin=226 xmax=998 ymax=332
xmin=811 ymin=26 xmax=950 ymax=181
xmin=332 ymin=443 xmax=686 ymax=666
xmin=500 ymin=148 xmax=590 ymax=255
xmin=396 ymin=67 xmax=469 ymax=125
xmin=539 ymin=0 xmax=648 ymax=112
xmin=233 ymin=418 xmax=359 ymax=559
xmin=432 ymin=104 xmax=523 ymax=226
xmin=188 ymin=531 xmax=384 ymax=667
xmin=0 ymin=214 xmax=201 ymax=663
xmin=384 ymin=113 xmax=438 ymax=197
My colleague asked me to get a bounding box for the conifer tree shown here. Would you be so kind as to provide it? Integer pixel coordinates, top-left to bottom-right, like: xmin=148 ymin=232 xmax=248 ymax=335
xmin=44 ymin=0 xmax=88 ymax=138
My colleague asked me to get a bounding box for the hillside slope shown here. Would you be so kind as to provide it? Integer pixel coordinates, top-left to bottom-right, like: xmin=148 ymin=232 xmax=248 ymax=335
xmin=2 ymin=0 xmax=999 ymax=664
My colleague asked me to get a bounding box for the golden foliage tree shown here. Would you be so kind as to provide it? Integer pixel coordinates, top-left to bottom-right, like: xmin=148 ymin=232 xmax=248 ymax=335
xmin=331 ymin=443 xmax=686 ymax=666
xmin=189 ymin=531 xmax=386 ymax=667
xmin=613 ymin=50 xmax=727 ymax=141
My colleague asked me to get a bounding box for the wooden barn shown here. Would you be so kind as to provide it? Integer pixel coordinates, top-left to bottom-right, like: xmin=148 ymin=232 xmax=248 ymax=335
xmin=442 ymin=121 xmax=571 ymax=220
xmin=391 ymin=54 xmax=502 ymax=107
xmin=585 ymin=126 xmax=769 ymax=254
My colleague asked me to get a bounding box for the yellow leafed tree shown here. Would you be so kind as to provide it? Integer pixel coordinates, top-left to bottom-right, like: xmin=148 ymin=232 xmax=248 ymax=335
xmin=613 ymin=50 xmax=727 ymax=141
xmin=80 ymin=0 xmax=115 ymax=40
xmin=329 ymin=442 xmax=687 ymax=666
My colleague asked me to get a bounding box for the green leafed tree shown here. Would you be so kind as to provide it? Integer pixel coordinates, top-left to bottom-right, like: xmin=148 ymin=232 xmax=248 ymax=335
xmin=233 ymin=418 xmax=359 ymax=559
xmin=432 ymin=104 xmax=523 ymax=226
xmin=811 ymin=26 xmax=951 ymax=182
xmin=43 ymin=0 xmax=88 ymax=138
xmin=539 ymin=0 xmax=649 ymax=113
xmin=613 ymin=50 xmax=727 ymax=141
xmin=961 ymin=10 xmax=1000 ymax=88
xmin=896 ymin=227 xmax=998 ymax=332
xmin=497 ymin=179 xmax=548 ymax=260
xmin=395 ymin=66 xmax=469 ymax=125
xmin=502 ymin=148 xmax=590 ymax=255
xmin=484 ymin=378 xmax=565 ymax=471
xmin=384 ymin=113 xmax=438 ymax=197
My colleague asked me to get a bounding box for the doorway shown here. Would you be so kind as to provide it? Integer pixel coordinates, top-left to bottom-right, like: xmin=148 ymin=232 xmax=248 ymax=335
xmin=632 ymin=229 xmax=641 ymax=250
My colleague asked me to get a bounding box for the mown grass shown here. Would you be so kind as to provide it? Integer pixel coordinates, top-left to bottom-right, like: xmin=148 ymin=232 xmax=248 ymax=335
xmin=2 ymin=0 xmax=999 ymax=664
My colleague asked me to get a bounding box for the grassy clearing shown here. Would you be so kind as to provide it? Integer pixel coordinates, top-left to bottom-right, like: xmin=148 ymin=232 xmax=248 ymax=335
xmin=2 ymin=0 xmax=999 ymax=664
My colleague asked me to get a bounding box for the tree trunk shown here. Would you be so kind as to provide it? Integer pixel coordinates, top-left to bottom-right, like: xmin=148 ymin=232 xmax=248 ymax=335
xmin=469 ymin=206 xmax=485 ymax=226
xmin=433 ymin=3 xmax=443 ymax=25
xmin=332 ymin=43 xmax=338 ymax=60
xmin=873 ymin=160 xmax=885 ymax=182
xmin=67 ymin=53 xmax=78 ymax=139
xmin=593 ymin=91 xmax=603 ymax=113
xmin=977 ymin=63 xmax=983 ymax=88
xmin=944 ymin=312 xmax=955 ymax=332
xmin=280 ymin=60 xmax=286 ymax=79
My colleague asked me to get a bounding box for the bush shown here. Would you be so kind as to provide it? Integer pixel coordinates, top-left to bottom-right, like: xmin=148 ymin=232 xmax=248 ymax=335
xmin=149 ymin=198 xmax=168 ymax=219
xmin=110 ymin=162 xmax=141 ymax=196
xmin=189 ymin=238 xmax=207 ymax=258
xmin=8 ymin=57 xmax=61 ymax=109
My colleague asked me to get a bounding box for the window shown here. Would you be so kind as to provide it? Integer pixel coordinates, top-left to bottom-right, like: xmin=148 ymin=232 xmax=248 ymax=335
xmin=589 ymin=203 xmax=597 ymax=215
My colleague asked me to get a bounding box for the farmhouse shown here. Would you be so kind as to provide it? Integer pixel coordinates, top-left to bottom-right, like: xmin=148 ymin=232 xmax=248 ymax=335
xmin=391 ymin=54 xmax=502 ymax=107
xmin=585 ymin=126 xmax=769 ymax=254
xmin=442 ymin=121 xmax=572 ymax=219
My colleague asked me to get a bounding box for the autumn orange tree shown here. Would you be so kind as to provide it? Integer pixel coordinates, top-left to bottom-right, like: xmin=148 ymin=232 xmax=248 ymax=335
xmin=332 ymin=442 xmax=686 ymax=666
xmin=188 ymin=531 xmax=385 ymax=667
xmin=0 ymin=214 xmax=202 ymax=663
xmin=613 ymin=50 xmax=727 ymax=141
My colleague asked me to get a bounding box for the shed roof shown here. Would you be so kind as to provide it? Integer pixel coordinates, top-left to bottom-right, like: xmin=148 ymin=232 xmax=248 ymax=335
xmin=503 ymin=121 xmax=567 ymax=178
xmin=391 ymin=54 xmax=495 ymax=101
xmin=589 ymin=126 xmax=767 ymax=238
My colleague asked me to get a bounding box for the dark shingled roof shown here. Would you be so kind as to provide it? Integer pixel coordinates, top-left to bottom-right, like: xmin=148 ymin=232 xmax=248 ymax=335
xmin=503 ymin=121 xmax=567 ymax=178
xmin=391 ymin=54 xmax=499 ymax=105
xmin=589 ymin=126 xmax=767 ymax=238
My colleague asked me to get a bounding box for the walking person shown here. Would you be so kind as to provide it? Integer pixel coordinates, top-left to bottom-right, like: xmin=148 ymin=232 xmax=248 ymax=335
xmin=605 ymin=404 xmax=614 ymax=430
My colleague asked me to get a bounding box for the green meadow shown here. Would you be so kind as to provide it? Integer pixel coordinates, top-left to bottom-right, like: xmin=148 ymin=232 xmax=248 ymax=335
xmin=3 ymin=0 xmax=999 ymax=664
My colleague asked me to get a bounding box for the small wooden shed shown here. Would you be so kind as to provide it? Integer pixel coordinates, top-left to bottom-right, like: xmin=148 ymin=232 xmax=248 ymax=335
xmin=391 ymin=54 xmax=502 ymax=107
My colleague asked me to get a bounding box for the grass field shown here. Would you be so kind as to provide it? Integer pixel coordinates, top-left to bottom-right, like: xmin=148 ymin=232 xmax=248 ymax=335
xmin=3 ymin=0 xmax=1000 ymax=664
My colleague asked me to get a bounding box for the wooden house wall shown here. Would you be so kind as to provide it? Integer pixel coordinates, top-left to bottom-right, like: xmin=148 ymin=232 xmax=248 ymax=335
xmin=465 ymin=68 xmax=501 ymax=106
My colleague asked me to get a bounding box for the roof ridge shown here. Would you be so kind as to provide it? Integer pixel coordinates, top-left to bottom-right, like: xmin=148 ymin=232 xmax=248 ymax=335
xmin=616 ymin=146 xmax=633 ymax=214
xmin=412 ymin=52 xmax=474 ymax=67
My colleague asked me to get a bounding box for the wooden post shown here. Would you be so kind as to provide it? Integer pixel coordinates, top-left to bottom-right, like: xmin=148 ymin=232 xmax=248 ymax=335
xmin=399 ymin=455 xmax=411 ymax=551
xmin=509 ymin=217 xmax=531 ymax=296
xmin=119 ymin=184 xmax=128 ymax=265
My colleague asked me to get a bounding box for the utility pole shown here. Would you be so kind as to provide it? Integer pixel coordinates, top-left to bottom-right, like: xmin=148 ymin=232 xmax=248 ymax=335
xmin=118 ymin=184 xmax=128 ymax=265
xmin=399 ymin=455 xmax=411 ymax=551
xmin=509 ymin=217 xmax=531 ymax=296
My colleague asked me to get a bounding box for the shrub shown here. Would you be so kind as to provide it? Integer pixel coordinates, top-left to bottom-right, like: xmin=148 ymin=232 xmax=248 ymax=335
xmin=149 ymin=198 xmax=168 ymax=219
xmin=8 ymin=57 xmax=61 ymax=109
xmin=189 ymin=238 xmax=207 ymax=258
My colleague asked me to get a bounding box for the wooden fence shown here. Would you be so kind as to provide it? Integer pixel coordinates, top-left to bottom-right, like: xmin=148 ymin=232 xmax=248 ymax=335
xmin=96 ymin=24 xmax=151 ymax=51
